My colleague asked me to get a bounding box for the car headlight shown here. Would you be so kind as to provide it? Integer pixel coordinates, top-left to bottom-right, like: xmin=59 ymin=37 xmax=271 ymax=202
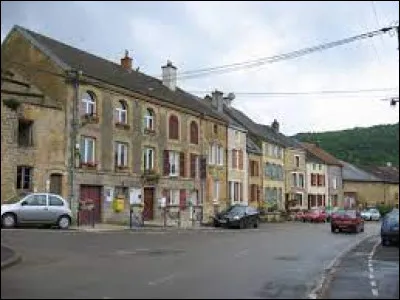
xmin=233 ymin=215 xmax=240 ymax=220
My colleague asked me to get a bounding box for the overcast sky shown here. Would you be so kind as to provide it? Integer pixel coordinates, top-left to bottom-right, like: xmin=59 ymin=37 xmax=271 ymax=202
xmin=1 ymin=1 xmax=399 ymax=135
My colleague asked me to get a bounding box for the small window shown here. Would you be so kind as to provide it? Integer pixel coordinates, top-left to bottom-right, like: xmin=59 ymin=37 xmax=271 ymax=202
xmin=18 ymin=119 xmax=33 ymax=147
xmin=115 ymin=100 xmax=128 ymax=124
xmin=115 ymin=142 xmax=128 ymax=167
xmin=143 ymin=147 xmax=155 ymax=171
xmin=49 ymin=195 xmax=64 ymax=206
xmin=190 ymin=121 xmax=199 ymax=144
xmin=81 ymin=91 xmax=96 ymax=116
xmin=295 ymin=155 xmax=300 ymax=168
xmin=80 ymin=136 xmax=96 ymax=164
xmin=16 ymin=166 xmax=33 ymax=190
xmin=144 ymin=108 xmax=154 ymax=131
xmin=169 ymin=115 xmax=179 ymax=140
xmin=213 ymin=124 xmax=218 ymax=134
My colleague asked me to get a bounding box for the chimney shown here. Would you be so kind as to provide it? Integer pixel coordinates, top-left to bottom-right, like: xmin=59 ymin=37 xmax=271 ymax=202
xmin=120 ymin=50 xmax=133 ymax=71
xmin=223 ymin=92 xmax=235 ymax=108
xmin=211 ymin=90 xmax=224 ymax=112
xmin=162 ymin=60 xmax=177 ymax=91
xmin=271 ymin=119 xmax=280 ymax=132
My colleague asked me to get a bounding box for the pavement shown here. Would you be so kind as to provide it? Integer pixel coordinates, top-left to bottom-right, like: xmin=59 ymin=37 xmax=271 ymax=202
xmin=323 ymin=235 xmax=399 ymax=299
xmin=1 ymin=245 xmax=21 ymax=270
xmin=1 ymin=222 xmax=380 ymax=299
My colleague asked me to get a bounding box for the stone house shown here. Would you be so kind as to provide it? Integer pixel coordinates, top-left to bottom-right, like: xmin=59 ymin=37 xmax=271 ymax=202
xmin=301 ymin=143 xmax=343 ymax=209
xmin=247 ymin=137 xmax=263 ymax=209
xmin=342 ymin=161 xmax=399 ymax=208
xmin=1 ymin=25 xmax=228 ymax=225
xmin=1 ymin=70 xmax=66 ymax=202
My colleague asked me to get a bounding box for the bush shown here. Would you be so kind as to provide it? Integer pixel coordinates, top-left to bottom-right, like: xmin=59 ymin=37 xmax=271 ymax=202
xmin=376 ymin=204 xmax=393 ymax=217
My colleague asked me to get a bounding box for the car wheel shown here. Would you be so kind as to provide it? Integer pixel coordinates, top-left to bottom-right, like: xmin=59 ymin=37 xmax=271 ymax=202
xmin=57 ymin=215 xmax=71 ymax=230
xmin=360 ymin=225 xmax=364 ymax=232
xmin=2 ymin=213 xmax=17 ymax=228
xmin=331 ymin=226 xmax=336 ymax=233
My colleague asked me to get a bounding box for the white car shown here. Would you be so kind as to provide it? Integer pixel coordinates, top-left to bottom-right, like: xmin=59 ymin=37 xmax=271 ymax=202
xmin=1 ymin=193 xmax=73 ymax=229
xmin=361 ymin=208 xmax=381 ymax=221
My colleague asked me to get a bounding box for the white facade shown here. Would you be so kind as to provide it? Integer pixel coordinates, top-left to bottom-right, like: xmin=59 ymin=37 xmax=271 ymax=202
xmin=227 ymin=126 xmax=248 ymax=205
xmin=306 ymin=162 xmax=329 ymax=208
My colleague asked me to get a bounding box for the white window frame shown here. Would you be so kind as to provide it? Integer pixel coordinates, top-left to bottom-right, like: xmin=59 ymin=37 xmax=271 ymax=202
xmin=115 ymin=142 xmax=128 ymax=167
xmin=295 ymin=155 xmax=300 ymax=167
xmin=217 ymin=145 xmax=224 ymax=166
xmin=195 ymin=156 xmax=200 ymax=179
xmin=116 ymin=101 xmax=127 ymax=124
xmin=296 ymin=192 xmax=303 ymax=207
xmin=332 ymin=177 xmax=337 ymax=189
xmin=81 ymin=137 xmax=95 ymax=163
xmin=169 ymin=151 xmax=180 ymax=176
xmin=144 ymin=108 xmax=154 ymax=130
xmin=143 ymin=147 xmax=154 ymax=170
xmin=292 ymin=172 xmax=298 ymax=187
xmin=82 ymin=92 xmax=96 ymax=115
xmin=299 ymin=173 xmax=305 ymax=188
xmin=229 ymin=181 xmax=241 ymax=203
xmin=235 ymin=131 xmax=240 ymax=143
xmin=170 ymin=189 xmax=180 ymax=205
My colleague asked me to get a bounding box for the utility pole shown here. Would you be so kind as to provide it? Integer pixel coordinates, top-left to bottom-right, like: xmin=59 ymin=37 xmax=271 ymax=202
xmin=67 ymin=69 xmax=81 ymax=214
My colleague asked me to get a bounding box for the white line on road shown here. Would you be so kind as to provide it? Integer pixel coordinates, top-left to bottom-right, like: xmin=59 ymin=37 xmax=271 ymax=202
xmin=371 ymin=288 xmax=379 ymax=297
xmin=148 ymin=274 xmax=176 ymax=286
xmin=370 ymin=280 xmax=377 ymax=287
xmin=368 ymin=240 xmax=381 ymax=298
xmin=369 ymin=267 xmax=374 ymax=273
xmin=234 ymin=249 xmax=249 ymax=258
xmin=369 ymin=274 xmax=375 ymax=280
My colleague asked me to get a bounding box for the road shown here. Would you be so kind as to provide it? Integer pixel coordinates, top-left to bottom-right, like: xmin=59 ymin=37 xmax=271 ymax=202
xmin=1 ymin=222 xmax=380 ymax=299
xmin=324 ymin=235 xmax=399 ymax=299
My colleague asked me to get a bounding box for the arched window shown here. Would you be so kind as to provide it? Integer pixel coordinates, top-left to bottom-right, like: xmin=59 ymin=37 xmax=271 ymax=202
xmin=81 ymin=91 xmax=96 ymax=116
xmin=144 ymin=108 xmax=154 ymax=131
xmin=115 ymin=100 xmax=128 ymax=124
xmin=169 ymin=114 xmax=179 ymax=140
xmin=190 ymin=121 xmax=199 ymax=144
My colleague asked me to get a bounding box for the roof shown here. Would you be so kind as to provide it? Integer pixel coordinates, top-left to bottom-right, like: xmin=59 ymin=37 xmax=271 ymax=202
xmin=359 ymin=165 xmax=399 ymax=183
xmin=300 ymin=142 xmax=343 ymax=166
xmin=8 ymin=25 xmax=226 ymax=122
xmin=341 ymin=160 xmax=382 ymax=182
xmin=247 ymin=137 xmax=262 ymax=154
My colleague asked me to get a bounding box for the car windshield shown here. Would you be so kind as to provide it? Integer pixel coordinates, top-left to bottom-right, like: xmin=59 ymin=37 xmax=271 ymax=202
xmin=227 ymin=206 xmax=246 ymax=215
xmin=335 ymin=210 xmax=356 ymax=218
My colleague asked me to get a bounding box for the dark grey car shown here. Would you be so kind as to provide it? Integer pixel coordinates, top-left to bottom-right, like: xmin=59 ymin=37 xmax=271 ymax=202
xmin=213 ymin=205 xmax=260 ymax=229
xmin=381 ymin=210 xmax=399 ymax=246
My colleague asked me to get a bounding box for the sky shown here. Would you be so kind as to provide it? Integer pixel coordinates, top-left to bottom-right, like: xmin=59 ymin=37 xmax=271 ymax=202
xmin=1 ymin=1 xmax=399 ymax=135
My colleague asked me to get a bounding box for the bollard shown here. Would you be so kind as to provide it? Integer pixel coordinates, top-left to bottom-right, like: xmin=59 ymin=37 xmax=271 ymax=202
xmin=163 ymin=207 xmax=167 ymax=228
xmin=129 ymin=208 xmax=133 ymax=229
xmin=178 ymin=208 xmax=181 ymax=228
xmin=192 ymin=207 xmax=195 ymax=227
xmin=92 ymin=208 xmax=95 ymax=228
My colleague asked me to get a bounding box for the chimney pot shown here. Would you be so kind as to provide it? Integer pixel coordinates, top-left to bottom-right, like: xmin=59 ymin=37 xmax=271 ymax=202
xmin=271 ymin=119 xmax=280 ymax=132
xmin=162 ymin=60 xmax=177 ymax=91
xmin=120 ymin=50 xmax=133 ymax=71
xmin=211 ymin=90 xmax=224 ymax=112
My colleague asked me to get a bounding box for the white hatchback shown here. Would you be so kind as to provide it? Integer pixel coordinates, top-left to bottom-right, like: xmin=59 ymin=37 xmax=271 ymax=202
xmin=1 ymin=193 xmax=73 ymax=229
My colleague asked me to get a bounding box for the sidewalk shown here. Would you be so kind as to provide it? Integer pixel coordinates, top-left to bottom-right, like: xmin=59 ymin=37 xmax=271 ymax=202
xmin=1 ymin=244 xmax=21 ymax=269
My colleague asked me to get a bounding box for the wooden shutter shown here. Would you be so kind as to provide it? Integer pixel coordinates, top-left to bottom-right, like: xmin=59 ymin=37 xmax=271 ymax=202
xmin=311 ymin=174 xmax=316 ymax=186
xmin=239 ymin=150 xmax=243 ymax=170
xmin=190 ymin=154 xmax=196 ymax=178
xmin=163 ymin=150 xmax=169 ymax=175
xmin=321 ymin=175 xmax=325 ymax=186
xmin=250 ymin=184 xmax=255 ymax=201
xmin=180 ymin=152 xmax=185 ymax=177
xmin=180 ymin=189 xmax=186 ymax=208
xmin=200 ymin=157 xmax=207 ymax=179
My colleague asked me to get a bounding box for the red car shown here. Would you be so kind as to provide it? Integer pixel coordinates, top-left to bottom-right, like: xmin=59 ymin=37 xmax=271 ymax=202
xmin=295 ymin=210 xmax=306 ymax=222
xmin=331 ymin=210 xmax=365 ymax=233
xmin=304 ymin=208 xmax=327 ymax=223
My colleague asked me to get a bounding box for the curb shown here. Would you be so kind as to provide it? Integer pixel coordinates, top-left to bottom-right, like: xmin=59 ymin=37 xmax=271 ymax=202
xmin=1 ymin=244 xmax=22 ymax=270
xmin=306 ymin=233 xmax=378 ymax=299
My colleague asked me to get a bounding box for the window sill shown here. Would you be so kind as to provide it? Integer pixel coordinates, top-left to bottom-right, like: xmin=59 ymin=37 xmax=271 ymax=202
xmin=17 ymin=144 xmax=35 ymax=148
xmin=80 ymin=163 xmax=98 ymax=170
xmin=81 ymin=114 xmax=99 ymax=124
xmin=115 ymin=166 xmax=129 ymax=172
xmin=144 ymin=128 xmax=156 ymax=135
xmin=115 ymin=123 xmax=130 ymax=130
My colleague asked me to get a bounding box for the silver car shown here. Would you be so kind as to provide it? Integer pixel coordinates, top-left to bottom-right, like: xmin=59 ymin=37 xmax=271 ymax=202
xmin=361 ymin=208 xmax=381 ymax=221
xmin=1 ymin=193 xmax=73 ymax=229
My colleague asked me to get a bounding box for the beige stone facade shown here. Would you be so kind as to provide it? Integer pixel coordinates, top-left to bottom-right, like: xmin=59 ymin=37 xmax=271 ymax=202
xmin=284 ymin=147 xmax=307 ymax=210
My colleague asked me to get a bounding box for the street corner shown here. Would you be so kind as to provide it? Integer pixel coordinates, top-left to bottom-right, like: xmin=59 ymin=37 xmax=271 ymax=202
xmin=1 ymin=244 xmax=22 ymax=270
xmin=321 ymin=235 xmax=399 ymax=299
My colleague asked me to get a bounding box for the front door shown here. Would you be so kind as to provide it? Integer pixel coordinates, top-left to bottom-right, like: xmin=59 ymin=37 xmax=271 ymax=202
xmin=143 ymin=187 xmax=154 ymax=220
xmin=79 ymin=185 xmax=102 ymax=224
xmin=50 ymin=174 xmax=62 ymax=195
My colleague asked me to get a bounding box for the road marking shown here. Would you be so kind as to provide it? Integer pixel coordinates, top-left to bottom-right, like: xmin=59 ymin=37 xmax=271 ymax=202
xmin=234 ymin=249 xmax=249 ymax=258
xmin=371 ymin=288 xmax=379 ymax=297
xmin=367 ymin=240 xmax=381 ymax=298
xmin=369 ymin=267 xmax=374 ymax=273
xmin=370 ymin=280 xmax=377 ymax=287
xmin=369 ymin=274 xmax=375 ymax=279
xmin=148 ymin=273 xmax=176 ymax=286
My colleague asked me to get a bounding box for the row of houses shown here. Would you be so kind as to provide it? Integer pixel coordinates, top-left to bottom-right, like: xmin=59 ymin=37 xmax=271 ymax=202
xmin=1 ymin=26 xmax=398 ymax=225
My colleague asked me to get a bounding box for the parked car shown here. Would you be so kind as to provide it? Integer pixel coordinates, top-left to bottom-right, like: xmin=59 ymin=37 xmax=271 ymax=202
xmin=381 ymin=210 xmax=399 ymax=246
xmin=303 ymin=208 xmax=327 ymax=223
xmin=361 ymin=208 xmax=381 ymax=221
xmin=331 ymin=209 xmax=364 ymax=233
xmin=295 ymin=210 xmax=306 ymax=222
xmin=1 ymin=193 xmax=73 ymax=229
xmin=212 ymin=204 xmax=260 ymax=229
xmin=325 ymin=207 xmax=340 ymax=222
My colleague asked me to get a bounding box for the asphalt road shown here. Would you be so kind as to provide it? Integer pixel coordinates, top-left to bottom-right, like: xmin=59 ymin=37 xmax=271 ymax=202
xmin=325 ymin=235 xmax=399 ymax=299
xmin=1 ymin=222 xmax=380 ymax=299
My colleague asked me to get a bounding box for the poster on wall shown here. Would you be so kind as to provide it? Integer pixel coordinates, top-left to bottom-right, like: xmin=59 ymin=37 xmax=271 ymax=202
xmin=130 ymin=188 xmax=142 ymax=205
xmin=104 ymin=187 xmax=114 ymax=202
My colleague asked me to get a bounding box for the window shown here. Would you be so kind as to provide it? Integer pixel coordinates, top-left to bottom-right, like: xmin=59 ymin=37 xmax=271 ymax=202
xmin=292 ymin=173 xmax=297 ymax=187
xmin=213 ymin=180 xmax=220 ymax=201
xmin=299 ymin=174 xmax=305 ymax=188
xmin=81 ymin=91 xmax=96 ymax=116
xmin=144 ymin=108 xmax=154 ymax=131
xmin=115 ymin=100 xmax=128 ymax=124
xmin=115 ymin=186 xmax=129 ymax=199
xmin=319 ymin=164 xmax=322 ymax=170
xmin=143 ymin=147 xmax=154 ymax=171
xmin=235 ymin=131 xmax=240 ymax=143
xmin=115 ymin=142 xmax=128 ymax=167
xmin=311 ymin=173 xmax=317 ymax=186
xmin=250 ymin=161 xmax=259 ymax=176
xmin=80 ymin=136 xmax=96 ymax=164
xmin=16 ymin=166 xmax=33 ymax=190
xmin=209 ymin=144 xmax=215 ymax=165
xmin=169 ymin=115 xmax=179 ymax=140
xmin=295 ymin=155 xmax=300 ymax=168
xmin=49 ymin=195 xmax=64 ymax=206
xmin=313 ymin=163 xmax=316 ymax=170
xmin=229 ymin=181 xmax=242 ymax=203
xmin=295 ymin=193 xmax=303 ymax=206
xmin=169 ymin=151 xmax=180 ymax=176
xmin=210 ymin=144 xmax=223 ymax=165
xmin=23 ymin=194 xmax=47 ymax=206
xmin=190 ymin=154 xmax=199 ymax=178
xmin=317 ymin=174 xmax=325 ymax=187
xmin=170 ymin=190 xmax=180 ymax=205
xmin=217 ymin=146 xmax=224 ymax=165
xmin=213 ymin=124 xmax=218 ymax=134
xmin=332 ymin=177 xmax=337 ymax=189
xmin=18 ymin=119 xmax=33 ymax=147
xmin=189 ymin=121 xmax=199 ymax=144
